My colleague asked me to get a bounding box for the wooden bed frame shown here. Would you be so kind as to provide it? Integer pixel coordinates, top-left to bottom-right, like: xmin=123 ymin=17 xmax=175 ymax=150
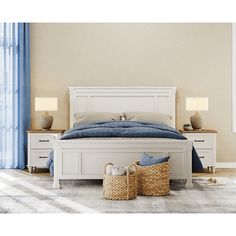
xmin=52 ymin=87 xmax=193 ymax=189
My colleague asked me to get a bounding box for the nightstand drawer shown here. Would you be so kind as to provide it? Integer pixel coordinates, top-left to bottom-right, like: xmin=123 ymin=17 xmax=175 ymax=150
xmin=30 ymin=150 xmax=51 ymax=167
xmin=196 ymin=150 xmax=214 ymax=167
xmin=30 ymin=134 xmax=56 ymax=149
xmin=184 ymin=134 xmax=213 ymax=149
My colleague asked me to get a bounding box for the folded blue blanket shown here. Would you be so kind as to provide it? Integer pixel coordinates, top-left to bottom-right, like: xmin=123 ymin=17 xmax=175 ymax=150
xmin=47 ymin=121 xmax=203 ymax=175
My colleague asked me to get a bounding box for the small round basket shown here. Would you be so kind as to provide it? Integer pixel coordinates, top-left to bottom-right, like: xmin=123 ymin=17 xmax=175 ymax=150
xmin=103 ymin=163 xmax=137 ymax=200
xmin=134 ymin=160 xmax=169 ymax=196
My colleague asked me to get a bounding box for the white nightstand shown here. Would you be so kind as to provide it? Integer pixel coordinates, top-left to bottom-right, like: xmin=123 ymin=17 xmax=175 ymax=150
xmin=179 ymin=129 xmax=217 ymax=173
xmin=27 ymin=129 xmax=64 ymax=173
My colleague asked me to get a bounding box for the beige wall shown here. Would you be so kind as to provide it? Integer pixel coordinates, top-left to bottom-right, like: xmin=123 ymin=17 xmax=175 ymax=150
xmin=30 ymin=23 xmax=234 ymax=163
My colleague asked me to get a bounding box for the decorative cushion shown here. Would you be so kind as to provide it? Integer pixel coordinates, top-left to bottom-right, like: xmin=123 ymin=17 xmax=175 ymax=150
xmin=139 ymin=153 xmax=170 ymax=166
xmin=124 ymin=112 xmax=172 ymax=126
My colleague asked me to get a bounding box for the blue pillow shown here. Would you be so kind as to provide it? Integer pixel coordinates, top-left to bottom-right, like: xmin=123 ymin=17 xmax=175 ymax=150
xmin=139 ymin=153 xmax=170 ymax=166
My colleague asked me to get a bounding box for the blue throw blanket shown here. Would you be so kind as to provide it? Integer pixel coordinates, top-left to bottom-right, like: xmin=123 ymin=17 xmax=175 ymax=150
xmin=47 ymin=121 xmax=203 ymax=175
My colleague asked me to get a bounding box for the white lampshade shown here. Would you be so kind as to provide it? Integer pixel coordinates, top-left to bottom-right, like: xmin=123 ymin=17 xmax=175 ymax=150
xmin=186 ymin=97 xmax=208 ymax=111
xmin=35 ymin=97 xmax=58 ymax=111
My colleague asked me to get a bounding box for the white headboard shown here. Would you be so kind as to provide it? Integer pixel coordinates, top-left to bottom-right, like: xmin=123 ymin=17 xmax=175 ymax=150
xmin=69 ymin=87 xmax=176 ymax=128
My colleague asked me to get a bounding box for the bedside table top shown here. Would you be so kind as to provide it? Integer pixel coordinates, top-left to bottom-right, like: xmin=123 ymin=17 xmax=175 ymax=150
xmin=27 ymin=129 xmax=65 ymax=133
xmin=179 ymin=129 xmax=217 ymax=133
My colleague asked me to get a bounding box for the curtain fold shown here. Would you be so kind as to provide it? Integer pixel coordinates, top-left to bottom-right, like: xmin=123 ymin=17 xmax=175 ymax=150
xmin=0 ymin=23 xmax=30 ymax=169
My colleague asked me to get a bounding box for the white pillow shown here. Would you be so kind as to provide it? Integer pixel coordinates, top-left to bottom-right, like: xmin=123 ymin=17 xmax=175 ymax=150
xmin=73 ymin=112 xmax=121 ymax=124
xmin=124 ymin=112 xmax=172 ymax=126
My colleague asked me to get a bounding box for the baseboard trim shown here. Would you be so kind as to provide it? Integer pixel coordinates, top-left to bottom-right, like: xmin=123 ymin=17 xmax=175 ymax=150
xmin=216 ymin=162 xmax=236 ymax=168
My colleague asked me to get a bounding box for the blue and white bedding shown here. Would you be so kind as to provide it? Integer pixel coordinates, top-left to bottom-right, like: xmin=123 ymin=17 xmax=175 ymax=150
xmin=47 ymin=121 xmax=203 ymax=175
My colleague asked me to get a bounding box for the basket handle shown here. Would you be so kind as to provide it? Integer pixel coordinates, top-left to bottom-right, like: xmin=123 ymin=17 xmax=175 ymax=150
xmin=134 ymin=160 xmax=139 ymax=166
xmin=104 ymin=163 xmax=113 ymax=174
xmin=126 ymin=163 xmax=137 ymax=176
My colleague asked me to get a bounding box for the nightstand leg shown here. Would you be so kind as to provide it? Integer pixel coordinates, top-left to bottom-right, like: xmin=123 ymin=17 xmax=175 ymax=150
xmin=207 ymin=166 xmax=211 ymax=173
xmin=207 ymin=166 xmax=216 ymax=173
xmin=28 ymin=166 xmax=33 ymax=174
xmin=53 ymin=178 xmax=61 ymax=189
xmin=211 ymin=166 xmax=216 ymax=174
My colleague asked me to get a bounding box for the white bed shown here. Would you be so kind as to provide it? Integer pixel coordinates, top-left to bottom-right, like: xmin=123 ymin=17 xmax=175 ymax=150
xmin=52 ymin=87 xmax=193 ymax=189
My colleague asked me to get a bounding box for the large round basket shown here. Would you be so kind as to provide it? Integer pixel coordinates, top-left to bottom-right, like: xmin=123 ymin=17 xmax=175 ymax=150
xmin=103 ymin=163 xmax=137 ymax=200
xmin=134 ymin=160 xmax=169 ymax=196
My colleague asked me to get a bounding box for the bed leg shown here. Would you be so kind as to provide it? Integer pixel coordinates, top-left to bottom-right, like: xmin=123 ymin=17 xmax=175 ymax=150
xmin=185 ymin=180 xmax=193 ymax=189
xmin=53 ymin=178 xmax=61 ymax=189
xmin=185 ymin=143 xmax=193 ymax=189
xmin=52 ymin=141 xmax=61 ymax=189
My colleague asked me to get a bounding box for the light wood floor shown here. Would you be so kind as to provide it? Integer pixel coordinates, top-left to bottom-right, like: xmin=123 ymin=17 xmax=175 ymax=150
xmin=193 ymin=168 xmax=236 ymax=177
xmin=26 ymin=168 xmax=236 ymax=177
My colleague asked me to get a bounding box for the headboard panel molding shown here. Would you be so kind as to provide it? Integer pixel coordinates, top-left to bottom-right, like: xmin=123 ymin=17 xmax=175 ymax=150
xmin=69 ymin=87 xmax=176 ymax=128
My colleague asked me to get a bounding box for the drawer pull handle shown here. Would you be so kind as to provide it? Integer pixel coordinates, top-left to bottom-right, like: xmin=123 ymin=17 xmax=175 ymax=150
xmin=39 ymin=156 xmax=48 ymax=159
xmin=39 ymin=140 xmax=49 ymax=142
xmin=199 ymin=156 xmax=205 ymax=159
xmin=194 ymin=140 xmax=205 ymax=142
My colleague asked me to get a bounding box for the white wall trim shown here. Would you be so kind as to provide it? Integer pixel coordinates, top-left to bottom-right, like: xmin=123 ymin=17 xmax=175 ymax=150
xmin=216 ymin=162 xmax=236 ymax=168
xmin=232 ymin=23 xmax=236 ymax=132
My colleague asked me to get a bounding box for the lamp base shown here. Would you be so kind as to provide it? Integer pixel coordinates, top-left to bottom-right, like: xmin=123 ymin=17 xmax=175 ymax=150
xmin=190 ymin=111 xmax=203 ymax=130
xmin=40 ymin=112 xmax=53 ymax=130
xmin=41 ymin=128 xmax=52 ymax=131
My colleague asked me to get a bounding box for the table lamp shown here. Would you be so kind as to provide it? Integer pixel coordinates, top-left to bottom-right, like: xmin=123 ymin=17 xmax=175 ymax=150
xmin=186 ymin=97 xmax=208 ymax=130
xmin=35 ymin=97 xmax=58 ymax=130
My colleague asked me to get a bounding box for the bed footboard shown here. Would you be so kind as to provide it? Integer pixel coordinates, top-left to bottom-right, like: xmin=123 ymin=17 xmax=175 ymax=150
xmin=52 ymin=139 xmax=193 ymax=189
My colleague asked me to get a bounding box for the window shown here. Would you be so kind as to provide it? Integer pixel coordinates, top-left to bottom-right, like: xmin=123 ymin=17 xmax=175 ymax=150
xmin=232 ymin=23 xmax=236 ymax=132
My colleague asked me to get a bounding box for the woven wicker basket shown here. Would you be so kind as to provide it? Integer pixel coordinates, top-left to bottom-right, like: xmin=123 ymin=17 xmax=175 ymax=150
xmin=103 ymin=163 xmax=137 ymax=200
xmin=134 ymin=160 xmax=169 ymax=196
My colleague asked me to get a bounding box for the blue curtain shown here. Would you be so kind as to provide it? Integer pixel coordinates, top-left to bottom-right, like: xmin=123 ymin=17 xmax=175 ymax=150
xmin=0 ymin=23 xmax=30 ymax=169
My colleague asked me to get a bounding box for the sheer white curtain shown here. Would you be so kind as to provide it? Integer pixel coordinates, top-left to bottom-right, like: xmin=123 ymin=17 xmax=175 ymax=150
xmin=0 ymin=23 xmax=18 ymax=168
xmin=0 ymin=23 xmax=30 ymax=168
